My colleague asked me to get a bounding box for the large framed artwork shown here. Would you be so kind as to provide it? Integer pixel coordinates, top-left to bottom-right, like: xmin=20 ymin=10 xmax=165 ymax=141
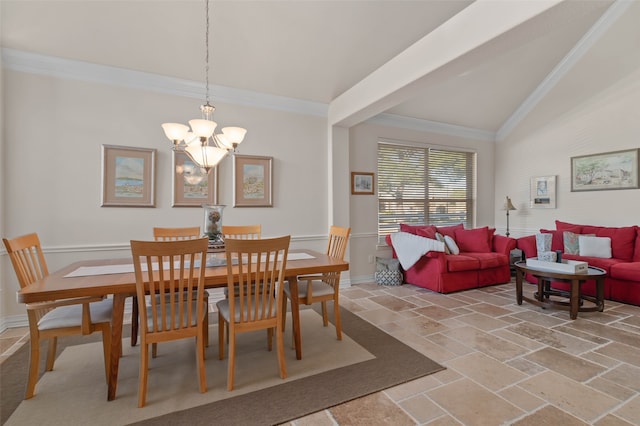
xmin=571 ymin=148 xmax=639 ymax=192
xmin=172 ymin=152 xmax=218 ymax=207
xmin=233 ymin=154 xmax=273 ymax=207
xmin=530 ymin=175 xmax=556 ymax=209
xmin=101 ymin=145 xmax=156 ymax=207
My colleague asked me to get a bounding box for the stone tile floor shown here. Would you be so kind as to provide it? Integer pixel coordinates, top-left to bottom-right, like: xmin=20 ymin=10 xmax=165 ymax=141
xmin=2 ymin=280 xmax=639 ymax=425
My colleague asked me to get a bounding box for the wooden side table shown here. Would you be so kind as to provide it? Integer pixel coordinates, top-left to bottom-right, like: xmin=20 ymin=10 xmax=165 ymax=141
xmin=514 ymin=260 xmax=606 ymax=319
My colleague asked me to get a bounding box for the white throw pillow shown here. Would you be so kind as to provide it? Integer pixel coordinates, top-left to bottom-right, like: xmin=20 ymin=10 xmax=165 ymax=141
xmin=444 ymin=235 xmax=460 ymax=255
xmin=578 ymin=236 xmax=612 ymax=258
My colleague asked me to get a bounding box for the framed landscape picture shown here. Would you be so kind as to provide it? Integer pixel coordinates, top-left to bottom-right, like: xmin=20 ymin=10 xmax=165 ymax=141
xmin=351 ymin=172 xmax=374 ymax=195
xmin=233 ymin=154 xmax=273 ymax=207
xmin=571 ymin=149 xmax=639 ymax=192
xmin=172 ymin=151 xmax=218 ymax=207
xmin=101 ymin=145 xmax=156 ymax=207
xmin=530 ymin=175 xmax=556 ymax=209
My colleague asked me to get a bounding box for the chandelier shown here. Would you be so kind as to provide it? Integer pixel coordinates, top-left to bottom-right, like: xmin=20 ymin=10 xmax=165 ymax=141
xmin=161 ymin=0 xmax=246 ymax=173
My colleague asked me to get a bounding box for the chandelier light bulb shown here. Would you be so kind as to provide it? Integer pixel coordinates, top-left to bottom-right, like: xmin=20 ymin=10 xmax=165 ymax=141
xmin=215 ymin=134 xmax=233 ymax=150
xmin=221 ymin=127 xmax=247 ymax=145
xmin=189 ymin=119 xmax=217 ymax=139
xmin=185 ymin=144 xmax=227 ymax=173
xmin=183 ymin=132 xmax=198 ymax=146
xmin=162 ymin=123 xmax=189 ymax=142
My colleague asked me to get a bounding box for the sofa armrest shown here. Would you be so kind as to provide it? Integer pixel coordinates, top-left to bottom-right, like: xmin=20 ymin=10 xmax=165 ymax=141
xmin=384 ymin=234 xmax=398 ymax=259
xmin=493 ymin=235 xmax=516 ymax=255
xmin=517 ymin=235 xmax=537 ymax=259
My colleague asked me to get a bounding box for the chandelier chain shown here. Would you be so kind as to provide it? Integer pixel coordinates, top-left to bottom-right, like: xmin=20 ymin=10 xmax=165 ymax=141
xmin=204 ymin=0 xmax=210 ymax=105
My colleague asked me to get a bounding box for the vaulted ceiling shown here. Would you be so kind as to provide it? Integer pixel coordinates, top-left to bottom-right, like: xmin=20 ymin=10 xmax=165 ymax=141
xmin=2 ymin=0 xmax=637 ymax=140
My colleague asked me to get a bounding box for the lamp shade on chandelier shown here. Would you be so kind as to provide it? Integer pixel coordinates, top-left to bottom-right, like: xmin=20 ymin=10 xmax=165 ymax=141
xmin=161 ymin=0 xmax=246 ymax=173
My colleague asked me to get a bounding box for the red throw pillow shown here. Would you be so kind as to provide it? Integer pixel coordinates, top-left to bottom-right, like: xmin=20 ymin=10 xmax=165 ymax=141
xmin=436 ymin=223 xmax=464 ymax=239
xmin=594 ymin=226 xmax=637 ymax=261
xmin=488 ymin=227 xmax=496 ymax=248
xmin=555 ymin=220 xmax=583 ymax=231
xmin=400 ymin=224 xmax=437 ymax=236
xmin=455 ymin=227 xmax=491 ymax=253
xmin=415 ymin=227 xmax=437 ymax=240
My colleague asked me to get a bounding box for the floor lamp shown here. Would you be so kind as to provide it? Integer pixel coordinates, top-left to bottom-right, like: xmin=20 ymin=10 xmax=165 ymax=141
xmin=504 ymin=196 xmax=516 ymax=237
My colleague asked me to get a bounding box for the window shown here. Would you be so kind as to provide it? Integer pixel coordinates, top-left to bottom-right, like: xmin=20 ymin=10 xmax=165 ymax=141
xmin=378 ymin=141 xmax=476 ymax=238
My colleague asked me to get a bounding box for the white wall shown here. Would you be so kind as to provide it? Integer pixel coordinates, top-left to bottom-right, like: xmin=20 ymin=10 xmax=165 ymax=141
xmin=495 ymin=67 xmax=640 ymax=238
xmin=347 ymin=122 xmax=496 ymax=283
xmin=0 ymin=70 xmax=330 ymax=320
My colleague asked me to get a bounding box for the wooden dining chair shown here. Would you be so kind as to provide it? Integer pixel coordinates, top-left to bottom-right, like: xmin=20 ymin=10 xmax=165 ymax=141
xmin=221 ymin=224 xmax=262 ymax=300
xmin=2 ymin=233 xmax=113 ymax=399
xmin=282 ymin=225 xmax=350 ymax=340
xmin=222 ymin=224 xmax=262 ymax=240
xmin=217 ymin=236 xmax=290 ymax=391
xmin=130 ymin=237 xmax=209 ymax=407
xmin=130 ymin=226 xmax=203 ymax=347
xmin=153 ymin=226 xmax=202 ymax=241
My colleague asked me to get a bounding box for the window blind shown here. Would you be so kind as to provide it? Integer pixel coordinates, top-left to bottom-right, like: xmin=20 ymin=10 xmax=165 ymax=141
xmin=378 ymin=142 xmax=476 ymax=238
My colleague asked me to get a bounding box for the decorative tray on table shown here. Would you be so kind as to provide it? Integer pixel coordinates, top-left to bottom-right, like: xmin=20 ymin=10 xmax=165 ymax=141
xmin=525 ymin=258 xmax=589 ymax=274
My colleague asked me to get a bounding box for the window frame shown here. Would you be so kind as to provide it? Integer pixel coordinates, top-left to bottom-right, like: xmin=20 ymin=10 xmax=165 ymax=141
xmin=377 ymin=139 xmax=477 ymax=241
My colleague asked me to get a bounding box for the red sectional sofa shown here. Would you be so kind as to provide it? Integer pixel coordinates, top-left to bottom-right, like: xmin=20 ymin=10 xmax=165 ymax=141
xmin=517 ymin=220 xmax=640 ymax=306
xmin=385 ymin=224 xmax=517 ymax=293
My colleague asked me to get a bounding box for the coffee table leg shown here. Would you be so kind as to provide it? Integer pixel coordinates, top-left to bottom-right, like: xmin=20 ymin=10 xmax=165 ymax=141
xmin=596 ymin=277 xmax=605 ymax=312
xmin=515 ymin=269 xmax=523 ymax=305
xmin=537 ymin=278 xmax=545 ymax=302
xmin=570 ymin=279 xmax=579 ymax=320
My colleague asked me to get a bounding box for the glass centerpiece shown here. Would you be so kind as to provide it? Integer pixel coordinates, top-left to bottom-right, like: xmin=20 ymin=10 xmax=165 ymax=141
xmin=202 ymin=204 xmax=225 ymax=244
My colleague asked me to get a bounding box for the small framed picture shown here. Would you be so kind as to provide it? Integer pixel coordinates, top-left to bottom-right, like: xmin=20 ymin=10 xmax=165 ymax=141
xmin=101 ymin=145 xmax=156 ymax=207
xmin=351 ymin=172 xmax=374 ymax=195
xmin=172 ymin=151 xmax=218 ymax=207
xmin=233 ymin=154 xmax=273 ymax=207
xmin=530 ymin=175 xmax=556 ymax=209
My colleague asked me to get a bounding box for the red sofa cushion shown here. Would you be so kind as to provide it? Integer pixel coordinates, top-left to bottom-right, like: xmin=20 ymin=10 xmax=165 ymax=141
xmin=415 ymin=227 xmax=437 ymax=240
xmin=562 ymin=253 xmax=622 ymax=273
xmin=436 ymin=223 xmax=464 ymax=239
xmin=635 ymin=228 xmax=640 ymax=262
xmin=555 ymin=220 xmax=584 ymax=231
xmin=610 ymin=262 xmax=640 ymax=282
xmin=555 ymin=221 xmax=638 ymax=261
xmin=592 ymin=226 xmax=637 ymax=261
xmin=446 ymin=254 xmax=480 ymax=272
xmin=455 ymin=227 xmax=492 ymax=253
xmin=400 ymin=224 xmax=437 ymax=237
xmin=465 ymin=252 xmax=509 ymax=269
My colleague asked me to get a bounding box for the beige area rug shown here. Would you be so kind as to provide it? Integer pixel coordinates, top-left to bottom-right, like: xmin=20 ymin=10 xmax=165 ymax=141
xmin=2 ymin=307 xmax=444 ymax=426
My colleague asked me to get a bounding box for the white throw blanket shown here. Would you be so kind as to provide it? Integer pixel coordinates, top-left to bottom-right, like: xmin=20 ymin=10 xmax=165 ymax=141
xmin=390 ymin=231 xmax=446 ymax=270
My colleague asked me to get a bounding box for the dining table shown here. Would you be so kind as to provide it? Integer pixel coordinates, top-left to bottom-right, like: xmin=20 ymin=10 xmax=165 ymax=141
xmin=17 ymin=248 xmax=349 ymax=401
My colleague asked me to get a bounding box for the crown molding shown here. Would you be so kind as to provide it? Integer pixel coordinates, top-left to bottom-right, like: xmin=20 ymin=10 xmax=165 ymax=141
xmin=496 ymin=0 xmax=633 ymax=141
xmin=3 ymin=48 xmax=501 ymax=141
xmin=367 ymin=113 xmax=496 ymax=142
xmin=1 ymin=48 xmax=328 ymax=118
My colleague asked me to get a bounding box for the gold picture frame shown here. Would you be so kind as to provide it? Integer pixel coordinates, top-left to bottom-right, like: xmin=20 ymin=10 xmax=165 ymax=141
xmin=172 ymin=152 xmax=218 ymax=207
xmin=233 ymin=154 xmax=273 ymax=207
xmin=351 ymin=172 xmax=374 ymax=195
xmin=101 ymin=145 xmax=156 ymax=207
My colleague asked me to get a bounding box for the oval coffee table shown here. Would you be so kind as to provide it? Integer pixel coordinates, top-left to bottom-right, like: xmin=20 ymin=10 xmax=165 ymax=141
xmin=514 ymin=260 xmax=606 ymax=319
